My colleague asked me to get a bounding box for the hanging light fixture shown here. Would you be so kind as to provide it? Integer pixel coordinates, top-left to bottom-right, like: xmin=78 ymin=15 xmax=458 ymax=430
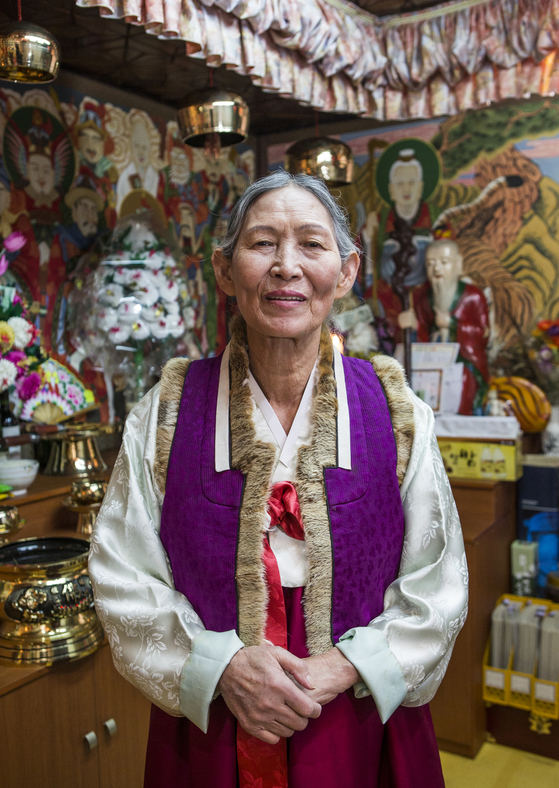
xmin=0 ymin=1 xmax=60 ymax=85
xmin=285 ymin=136 xmax=354 ymax=186
xmin=177 ymin=87 xmax=250 ymax=161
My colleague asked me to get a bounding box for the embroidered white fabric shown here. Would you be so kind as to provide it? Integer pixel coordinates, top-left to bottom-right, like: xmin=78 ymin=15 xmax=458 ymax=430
xmin=89 ymin=366 xmax=468 ymax=725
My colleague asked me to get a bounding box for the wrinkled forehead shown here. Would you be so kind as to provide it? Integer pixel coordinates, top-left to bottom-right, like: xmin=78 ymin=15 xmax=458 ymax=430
xmin=243 ymin=184 xmax=334 ymax=230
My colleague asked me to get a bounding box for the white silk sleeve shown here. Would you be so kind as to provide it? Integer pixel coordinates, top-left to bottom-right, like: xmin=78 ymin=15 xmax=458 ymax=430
xmin=336 ymin=391 xmax=468 ymax=721
xmin=88 ymin=385 xmax=243 ymax=727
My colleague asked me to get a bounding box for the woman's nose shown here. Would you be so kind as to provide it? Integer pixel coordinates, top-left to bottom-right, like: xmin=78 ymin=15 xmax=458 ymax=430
xmin=270 ymin=243 xmax=302 ymax=279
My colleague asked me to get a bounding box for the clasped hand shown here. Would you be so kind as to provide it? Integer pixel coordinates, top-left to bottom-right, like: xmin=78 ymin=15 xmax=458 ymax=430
xmin=218 ymin=645 xmax=358 ymax=744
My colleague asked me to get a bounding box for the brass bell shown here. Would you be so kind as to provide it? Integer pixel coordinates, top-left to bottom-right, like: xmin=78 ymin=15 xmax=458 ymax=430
xmin=285 ymin=136 xmax=354 ymax=186
xmin=177 ymin=88 xmax=249 ymax=159
xmin=0 ymin=21 xmax=60 ymax=83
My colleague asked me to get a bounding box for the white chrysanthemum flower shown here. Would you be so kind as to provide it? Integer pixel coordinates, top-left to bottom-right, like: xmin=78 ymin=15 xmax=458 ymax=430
xmin=112 ymin=267 xmax=133 ymax=286
xmin=117 ymin=300 xmax=143 ymax=324
xmin=183 ymin=306 xmax=196 ymax=329
xmin=158 ymin=279 xmax=179 ymax=303
xmin=130 ymin=319 xmax=150 ymax=341
xmin=164 ymin=301 xmax=180 ymax=315
xmin=97 ymin=308 xmax=118 ymax=332
xmin=167 ymin=315 xmax=185 ymax=338
xmin=7 ymin=316 xmax=33 ymax=349
xmin=100 ymin=282 xmax=124 ymax=307
xmin=144 ymin=253 xmax=166 ymax=271
xmin=107 ymin=324 xmax=131 ymax=344
xmin=150 ymin=317 xmax=171 ymax=340
xmin=142 ymin=305 xmax=166 ymax=324
xmin=134 ymin=279 xmax=159 ymax=307
xmin=0 ymin=358 xmax=18 ymax=390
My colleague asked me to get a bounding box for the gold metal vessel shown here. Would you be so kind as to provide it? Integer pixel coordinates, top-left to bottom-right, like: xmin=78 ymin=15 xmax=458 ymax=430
xmin=177 ymin=89 xmax=250 ymax=148
xmin=42 ymin=424 xmax=117 ymax=476
xmin=285 ymin=136 xmax=354 ymax=186
xmin=62 ymin=479 xmax=108 ymax=538
xmin=0 ymin=537 xmax=103 ymax=665
xmin=0 ymin=21 xmax=60 ymax=83
xmin=0 ymin=506 xmax=24 ymax=546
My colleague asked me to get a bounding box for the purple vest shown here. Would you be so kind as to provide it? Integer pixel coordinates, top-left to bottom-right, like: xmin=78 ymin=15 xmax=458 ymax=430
xmin=160 ymin=354 xmax=405 ymax=646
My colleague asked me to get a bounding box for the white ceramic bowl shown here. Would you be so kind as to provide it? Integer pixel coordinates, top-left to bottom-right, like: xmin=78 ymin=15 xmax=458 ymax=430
xmin=0 ymin=458 xmax=39 ymax=496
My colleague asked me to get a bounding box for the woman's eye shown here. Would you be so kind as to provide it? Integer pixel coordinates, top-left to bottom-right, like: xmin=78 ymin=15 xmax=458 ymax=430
xmin=305 ymin=241 xmax=323 ymax=248
xmin=254 ymin=240 xmax=273 ymax=247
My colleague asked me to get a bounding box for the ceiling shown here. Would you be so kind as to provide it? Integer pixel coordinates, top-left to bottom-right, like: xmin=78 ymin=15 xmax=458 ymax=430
xmin=0 ymin=0 xmax=444 ymax=135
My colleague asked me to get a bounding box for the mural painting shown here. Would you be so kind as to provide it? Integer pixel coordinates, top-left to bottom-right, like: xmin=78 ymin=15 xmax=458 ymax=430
xmin=0 ymin=83 xmax=254 ymax=415
xmin=269 ymin=97 xmax=559 ymax=410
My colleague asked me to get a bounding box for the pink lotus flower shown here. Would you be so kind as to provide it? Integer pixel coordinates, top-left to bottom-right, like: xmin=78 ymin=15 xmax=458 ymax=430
xmin=3 ymin=231 xmax=26 ymax=253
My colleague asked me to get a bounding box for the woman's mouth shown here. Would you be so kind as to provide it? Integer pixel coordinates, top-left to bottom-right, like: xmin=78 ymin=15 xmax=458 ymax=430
xmin=265 ymin=291 xmax=306 ymax=303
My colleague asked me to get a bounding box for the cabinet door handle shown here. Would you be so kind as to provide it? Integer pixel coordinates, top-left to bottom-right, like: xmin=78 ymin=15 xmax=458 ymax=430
xmin=103 ymin=718 xmax=118 ymax=737
xmin=84 ymin=731 xmax=98 ymax=750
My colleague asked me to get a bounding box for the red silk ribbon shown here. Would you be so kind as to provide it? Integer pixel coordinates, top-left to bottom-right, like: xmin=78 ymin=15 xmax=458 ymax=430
xmin=236 ymin=482 xmax=305 ymax=788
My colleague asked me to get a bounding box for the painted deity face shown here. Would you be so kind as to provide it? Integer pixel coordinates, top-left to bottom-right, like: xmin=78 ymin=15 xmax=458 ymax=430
xmin=388 ymin=163 xmax=423 ymax=217
xmin=179 ymin=204 xmax=196 ymax=241
xmin=212 ymin=185 xmax=358 ymax=342
xmin=0 ymin=182 xmax=9 ymax=216
xmin=170 ymin=148 xmax=190 ymax=186
xmin=205 ymin=157 xmax=222 ymax=185
xmin=78 ymin=127 xmax=104 ymax=165
xmin=130 ymin=122 xmax=150 ymax=170
xmin=425 ymin=242 xmax=463 ymax=287
xmin=27 ymin=153 xmax=55 ymax=196
xmin=72 ymin=196 xmax=99 ymax=237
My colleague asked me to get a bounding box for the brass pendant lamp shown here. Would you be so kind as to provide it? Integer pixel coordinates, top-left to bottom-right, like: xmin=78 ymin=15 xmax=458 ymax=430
xmin=285 ymin=136 xmax=354 ymax=186
xmin=177 ymin=70 xmax=249 ymax=160
xmin=0 ymin=1 xmax=60 ymax=84
xmin=285 ymin=113 xmax=354 ymax=186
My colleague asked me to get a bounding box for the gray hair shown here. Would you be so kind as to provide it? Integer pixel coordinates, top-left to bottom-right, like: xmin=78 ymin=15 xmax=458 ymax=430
xmin=219 ymin=170 xmax=357 ymax=263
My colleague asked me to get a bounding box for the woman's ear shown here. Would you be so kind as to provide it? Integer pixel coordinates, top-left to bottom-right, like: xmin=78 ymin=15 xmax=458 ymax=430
xmin=211 ymin=248 xmax=236 ymax=297
xmin=334 ymin=250 xmax=360 ymax=299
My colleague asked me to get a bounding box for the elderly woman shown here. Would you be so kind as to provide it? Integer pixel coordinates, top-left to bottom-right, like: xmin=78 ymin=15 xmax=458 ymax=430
xmin=89 ymin=171 xmax=468 ymax=788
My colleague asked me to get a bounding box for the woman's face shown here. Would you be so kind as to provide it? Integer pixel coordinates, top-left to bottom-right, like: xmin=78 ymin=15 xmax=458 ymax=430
xmin=212 ymin=185 xmax=359 ymax=341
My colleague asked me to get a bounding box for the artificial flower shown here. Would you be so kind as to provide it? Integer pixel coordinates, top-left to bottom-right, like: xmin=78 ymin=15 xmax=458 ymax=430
xmin=97 ymin=308 xmax=119 ymax=332
xmin=0 ymin=358 xmax=17 ymax=392
xmin=100 ymin=283 xmax=124 ymax=307
xmin=144 ymin=252 xmax=166 ymax=271
xmin=0 ymin=321 xmax=15 ymax=352
xmin=130 ymin=319 xmax=150 ymax=341
xmin=150 ymin=317 xmax=171 ymax=340
xmin=3 ymin=231 xmax=26 ymax=253
xmin=117 ymin=300 xmax=142 ymax=324
xmin=0 ymin=253 xmax=8 ymax=278
xmin=8 ymin=316 xmax=34 ymax=349
xmin=16 ymin=371 xmax=42 ymax=401
xmin=108 ymin=324 xmax=131 ymax=344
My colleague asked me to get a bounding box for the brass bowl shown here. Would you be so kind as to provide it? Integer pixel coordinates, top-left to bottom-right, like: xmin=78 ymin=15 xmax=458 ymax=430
xmin=71 ymin=479 xmax=107 ymax=504
xmin=0 ymin=537 xmax=103 ymax=664
xmin=0 ymin=506 xmax=23 ymax=545
xmin=0 ymin=21 xmax=60 ymax=83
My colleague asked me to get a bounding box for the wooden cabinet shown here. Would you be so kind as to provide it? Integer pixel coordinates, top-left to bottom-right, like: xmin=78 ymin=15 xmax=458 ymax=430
xmin=430 ymin=479 xmax=517 ymax=758
xmin=0 ymin=643 xmax=151 ymax=788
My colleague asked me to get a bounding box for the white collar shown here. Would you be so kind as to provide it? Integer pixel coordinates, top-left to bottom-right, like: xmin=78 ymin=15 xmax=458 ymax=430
xmin=215 ymin=343 xmax=351 ymax=473
xmin=248 ymin=363 xmax=316 ymax=469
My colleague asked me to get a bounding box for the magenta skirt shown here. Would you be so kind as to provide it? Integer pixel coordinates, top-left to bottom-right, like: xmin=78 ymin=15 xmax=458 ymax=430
xmin=144 ymin=589 xmax=445 ymax=788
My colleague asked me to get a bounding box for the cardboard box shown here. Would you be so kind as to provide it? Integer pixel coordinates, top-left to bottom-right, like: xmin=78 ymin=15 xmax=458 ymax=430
xmin=437 ymin=437 xmax=522 ymax=481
